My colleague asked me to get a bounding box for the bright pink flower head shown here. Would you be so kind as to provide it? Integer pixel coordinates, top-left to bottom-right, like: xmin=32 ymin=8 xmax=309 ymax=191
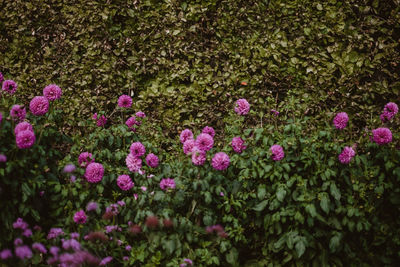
xmin=2 ymin=80 xmax=17 ymax=95
xmin=180 ymin=129 xmax=193 ymax=144
xmin=0 ymin=249 xmax=12 ymax=260
xmin=43 ymin=84 xmax=62 ymax=101
xmin=234 ymin=99 xmax=250 ymax=115
xmin=192 ymin=149 xmax=206 ymax=166
xmin=231 ymin=137 xmax=246 ymax=153
xmin=146 ymin=153 xmax=159 ymax=168
xmin=78 ymin=152 xmax=94 ymax=168
xmin=372 ymin=127 xmax=392 ymax=145
xmin=195 ymin=133 xmax=214 ymax=151
xmin=0 ymin=154 xmax=6 ymax=163
xmin=10 ymin=105 xmax=26 ymax=121
xmin=30 ymin=96 xmax=49 ymax=116
xmin=14 ymin=121 xmax=33 ymax=135
xmin=183 ymin=139 xmax=196 ymax=155
xmin=211 ymin=152 xmax=230 ymax=170
xmin=15 ymin=245 xmax=32 ymax=260
xmin=130 ymin=142 xmax=145 ymax=157
xmin=202 ymin=126 xmax=215 ymax=137
xmin=16 ymin=130 xmax=36 ymax=149
xmin=84 ymin=162 xmax=104 ymax=183
xmin=118 ymin=95 xmax=132 ymax=108
xmin=380 ymin=102 xmax=398 ymax=122
xmin=160 ymin=178 xmax=176 ymax=190
xmin=135 ymin=111 xmax=146 ymax=118
xmin=0 ymin=112 xmax=2 ymax=124
xmin=338 ymin=146 xmax=356 ymax=164
xmin=32 ymin=242 xmax=47 ymax=254
xmin=73 ymin=210 xmax=87 ymax=224
xmin=270 ymin=144 xmax=284 ymax=161
xmin=117 ymin=174 xmax=134 ymax=191
xmin=126 ymin=116 xmax=139 ymax=130
xmin=126 ymin=153 xmax=142 ymax=172
xmin=333 ymin=112 xmax=349 ymax=129
xmin=96 ymin=115 xmax=107 ymax=127
xmin=0 ymin=72 xmax=3 ymax=84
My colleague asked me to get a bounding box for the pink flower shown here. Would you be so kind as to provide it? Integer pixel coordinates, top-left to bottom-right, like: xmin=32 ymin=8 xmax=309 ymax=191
xmin=145 ymin=153 xmax=159 ymax=168
xmin=2 ymin=80 xmax=17 ymax=95
xmin=231 ymin=137 xmax=246 ymax=153
xmin=130 ymin=142 xmax=145 ymax=157
xmin=338 ymin=146 xmax=356 ymax=164
xmin=202 ymin=126 xmax=215 ymax=137
xmin=125 ymin=116 xmax=139 ymax=131
xmin=0 ymin=249 xmax=12 ymax=260
xmin=0 ymin=72 xmax=3 ymax=84
xmin=84 ymin=162 xmax=104 ymax=183
xmin=192 ymin=149 xmax=206 ymax=166
xmin=234 ymin=99 xmax=250 ymax=115
xmin=372 ymin=127 xmax=392 ymax=145
xmin=43 ymin=84 xmax=62 ymax=101
xmin=78 ymin=152 xmax=94 ymax=168
xmin=30 ymin=96 xmax=49 ymax=116
xmin=96 ymin=115 xmax=107 ymax=127
xmin=180 ymin=129 xmax=193 ymax=144
xmin=211 ymin=152 xmax=230 ymax=170
xmin=195 ymin=133 xmax=214 ymax=151
xmin=271 ymin=109 xmax=279 ymax=116
xmin=135 ymin=111 xmax=145 ymax=118
xmin=118 ymin=95 xmax=132 ymax=108
xmin=183 ymin=139 xmax=196 ymax=155
xmin=380 ymin=102 xmax=398 ymax=122
xmin=117 ymin=175 xmax=134 ymax=191
xmin=160 ymin=178 xmax=176 ymax=190
xmin=333 ymin=112 xmax=349 ymax=129
xmin=14 ymin=121 xmax=33 ymax=135
xmin=10 ymin=105 xmax=26 ymax=121
xmin=73 ymin=210 xmax=87 ymax=224
xmin=126 ymin=153 xmax=142 ymax=172
xmin=0 ymin=154 xmax=6 ymax=163
xmin=270 ymin=144 xmax=284 ymax=161
xmin=141 ymin=186 xmax=147 ymax=191
xmin=16 ymin=130 xmax=36 ymax=149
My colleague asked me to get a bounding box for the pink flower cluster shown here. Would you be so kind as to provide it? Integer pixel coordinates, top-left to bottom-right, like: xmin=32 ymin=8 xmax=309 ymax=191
xmin=380 ymin=102 xmax=398 ymax=122
xmin=270 ymin=144 xmax=284 ymax=161
xmin=338 ymin=146 xmax=356 ymax=164
xmin=117 ymin=174 xmax=134 ymax=191
xmin=118 ymin=94 xmax=132 ymax=108
xmin=125 ymin=141 xmax=158 ymax=179
xmin=231 ymin=137 xmax=246 ymax=154
xmin=160 ymin=178 xmax=176 ymax=190
xmin=125 ymin=112 xmax=145 ymax=132
xmin=73 ymin=210 xmax=87 ymax=224
xmin=92 ymin=113 xmax=107 ymax=127
xmin=14 ymin=121 xmax=35 ymax=149
xmin=2 ymin=80 xmax=17 ymax=95
xmin=205 ymin=224 xmax=228 ymax=238
xmin=234 ymin=99 xmax=250 ymax=115
xmin=43 ymin=84 xmax=62 ymax=101
xmin=78 ymin=152 xmax=95 ymax=167
xmin=84 ymin=162 xmax=104 ymax=183
xmin=10 ymin=105 xmax=26 ymax=121
xmin=30 ymin=96 xmax=49 ymax=116
xmin=372 ymin=127 xmax=392 ymax=145
xmin=333 ymin=112 xmax=349 ymax=129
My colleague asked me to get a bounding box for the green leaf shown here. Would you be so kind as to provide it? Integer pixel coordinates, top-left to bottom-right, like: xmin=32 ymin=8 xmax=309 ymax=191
xmin=320 ymin=194 xmax=330 ymax=214
xmin=226 ymin=247 xmax=238 ymax=265
xmin=257 ymin=185 xmax=266 ymax=200
xmin=295 ymin=240 xmax=306 ymax=258
xmin=276 ymin=187 xmax=286 ymax=202
xmin=253 ymin=200 xmax=268 ymax=211
xmin=329 ymin=235 xmax=340 ymax=252
xmin=330 ymin=183 xmax=341 ymax=201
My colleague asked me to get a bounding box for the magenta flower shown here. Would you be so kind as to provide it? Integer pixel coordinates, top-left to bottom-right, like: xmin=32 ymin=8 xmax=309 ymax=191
xmin=86 ymin=202 xmax=98 ymax=212
xmin=14 ymin=121 xmax=33 ymax=135
xmin=10 ymin=105 xmax=27 ymax=121
xmin=271 ymin=109 xmax=279 ymax=116
xmin=135 ymin=111 xmax=146 ymax=118
xmin=202 ymin=126 xmax=215 ymax=137
xmin=13 ymin=218 xmax=28 ymax=230
xmin=23 ymin=229 xmax=32 ymax=237
xmin=160 ymin=178 xmax=176 ymax=190
xmin=47 ymin=228 xmax=64 ymax=239
xmin=270 ymin=144 xmax=284 ymax=161
xmin=338 ymin=146 xmax=356 ymax=164
xmin=212 ymin=152 xmax=230 ymax=170
xmin=333 ymin=112 xmax=349 ymax=129
xmin=117 ymin=174 xmax=134 ymax=191
xmin=372 ymin=127 xmax=392 ymax=145
xmin=231 ymin=137 xmax=246 ymax=153
xmin=0 ymin=154 xmax=6 ymax=163
xmin=118 ymin=95 xmax=132 ymax=108
xmin=2 ymin=80 xmax=17 ymax=95
xmin=183 ymin=139 xmax=196 ymax=155
xmin=63 ymin=164 xmax=76 ymax=173
xmin=380 ymin=102 xmax=398 ymax=122
xmin=78 ymin=152 xmax=95 ymax=168
xmin=70 ymin=232 xmax=80 ymax=239
xmin=130 ymin=142 xmax=145 ymax=157
xmin=73 ymin=210 xmax=87 ymax=224
xmin=0 ymin=249 xmax=12 ymax=260
xmin=43 ymin=84 xmax=62 ymax=101
xmin=15 ymin=246 xmax=32 ymax=260
xmin=180 ymin=129 xmax=193 ymax=144
xmin=146 ymin=153 xmax=159 ymax=168
xmin=125 ymin=116 xmax=139 ymax=131
xmin=0 ymin=112 xmax=2 ymax=124
xmin=100 ymin=256 xmax=113 ymax=266
xmin=30 ymin=96 xmax=49 ymax=116
xmin=192 ymin=149 xmax=206 ymax=166
xmin=32 ymin=243 xmax=47 ymax=254
xmin=62 ymin=239 xmax=81 ymax=251
xmin=96 ymin=115 xmax=107 ymax=127
xmin=234 ymin=99 xmax=250 ymax=115
xmin=195 ymin=133 xmax=214 ymax=151
xmin=16 ymin=130 xmax=36 ymax=149
xmin=0 ymin=72 xmax=3 ymax=84
xmin=126 ymin=153 xmax=142 ymax=172
xmin=84 ymin=162 xmax=104 ymax=183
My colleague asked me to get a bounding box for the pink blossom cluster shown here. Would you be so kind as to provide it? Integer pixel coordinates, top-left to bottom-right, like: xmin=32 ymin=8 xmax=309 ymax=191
xmin=380 ymin=102 xmax=398 ymax=122
xmin=92 ymin=113 xmax=107 ymax=127
xmin=14 ymin=121 xmax=35 ymax=149
xmin=338 ymin=146 xmax=356 ymax=164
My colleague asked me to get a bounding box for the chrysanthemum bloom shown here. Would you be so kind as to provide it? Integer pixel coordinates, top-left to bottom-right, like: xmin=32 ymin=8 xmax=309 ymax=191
xmin=202 ymin=126 xmax=215 ymax=137
xmin=62 ymin=239 xmax=81 ymax=251
xmin=10 ymin=104 xmax=26 ymax=121
xmin=78 ymin=152 xmax=95 ymax=168
xmin=135 ymin=111 xmax=146 ymax=118
xmin=180 ymin=129 xmax=193 ymax=144
xmin=270 ymin=144 xmax=284 ymax=161
xmin=145 ymin=153 xmax=159 ymax=168
xmin=195 ymin=133 xmax=214 ymax=151
xmin=125 ymin=245 xmax=132 ymax=251
xmin=183 ymin=139 xmax=196 ymax=155
xmin=100 ymin=256 xmax=113 ymax=266
xmin=43 ymin=84 xmax=62 ymax=101
xmin=30 ymin=96 xmax=49 ymax=116
xmin=0 ymin=112 xmax=2 ymax=124
xmin=0 ymin=72 xmax=3 ymax=84
xmin=117 ymin=174 xmax=134 ymax=191
xmin=372 ymin=127 xmax=392 ymax=145
xmin=231 ymin=137 xmax=246 ymax=153
xmin=125 ymin=116 xmax=138 ymax=131
xmin=126 ymin=153 xmax=142 ymax=172
xmin=70 ymin=232 xmax=80 ymax=239
xmin=47 ymin=228 xmax=64 ymax=239
xmin=15 ymin=246 xmax=32 ymax=260
xmin=192 ymin=149 xmax=206 ymax=166
xmin=145 ymin=216 xmax=159 ymax=229
xmin=333 ymin=112 xmax=349 ymax=129
xmin=23 ymin=229 xmax=32 ymax=237
xmin=84 ymin=162 xmax=104 ymax=183
xmin=14 ymin=238 xmax=23 ymax=246
xmin=380 ymin=102 xmax=398 ymax=122
xmin=32 ymin=243 xmax=47 ymax=254
xmin=211 ymin=152 xmax=230 ymax=170
xmin=129 ymin=225 xmax=142 ymax=234
xmin=73 ymin=210 xmax=87 ymax=224
xmin=92 ymin=113 xmax=98 ymax=120
xmin=63 ymin=164 xmax=76 ymax=173
xmin=118 ymin=95 xmax=132 ymax=108
xmin=117 ymin=200 xmax=125 ymax=206
xmin=16 ymin=130 xmax=36 ymax=149
xmin=338 ymin=146 xmax=356 ymax=164
xmin=0 ymin=154 xmax=6 ymax=162
xmin=0 ymin=249 xmax=12 ymax=260
xmin=13 ymin=217 xmax=28 ymax=230
xmin=14 ymin=121 xmax=33 ymax=135
xmin=130 ymin=142 xmax=145 ymax=157
xmin=160 ymin=178 xmax=176 ymax=190
xmin=86 ymin=202 xmax=98 ymax=212
xmin=96 ymin=115 xmax=107 ymax=127
xmin=2 ymin=80 xmax=17 ymax=95
xmin=49 ymin=246 xmax=59 ymax=256
xmin=271 ymin=109 xmax=279 ymax=116
xmin=234 ymin=99 xmax=250 ymax=115
xmin=180 ymin=258 xmax=194 ymax=267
